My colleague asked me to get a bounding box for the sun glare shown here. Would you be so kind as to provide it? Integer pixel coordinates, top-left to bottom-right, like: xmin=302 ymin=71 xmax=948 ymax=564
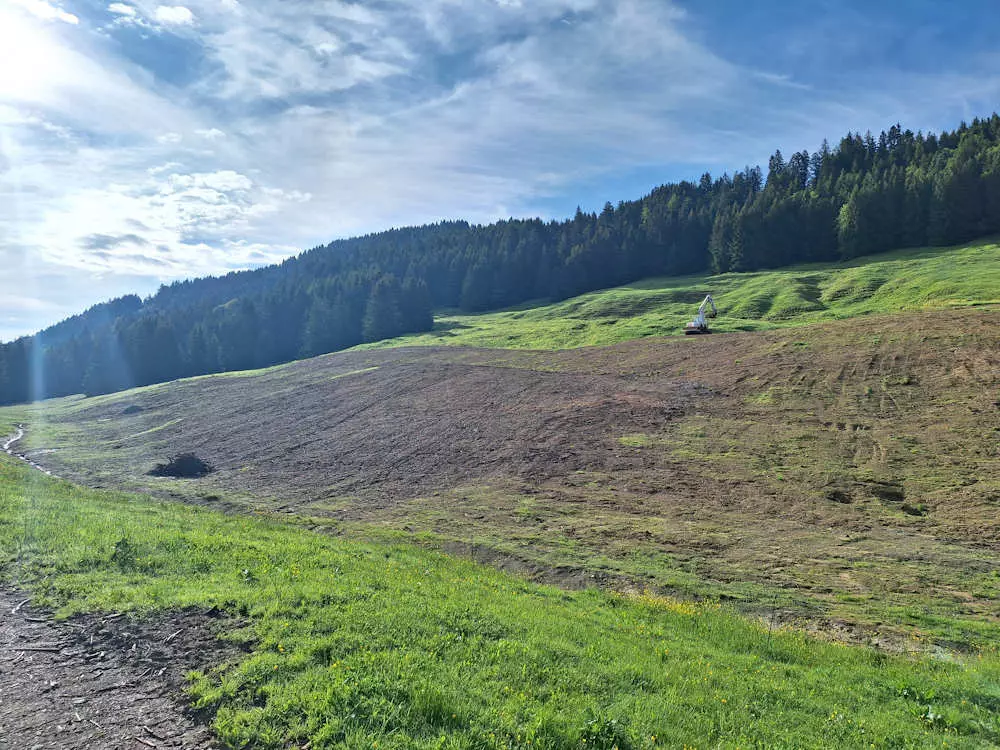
xmin=0 ymin=8 xmax=70 ymax=102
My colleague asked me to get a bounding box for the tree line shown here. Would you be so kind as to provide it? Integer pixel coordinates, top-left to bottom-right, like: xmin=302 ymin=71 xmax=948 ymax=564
xmin=3 ymin=114 xmax=1000 ymax=404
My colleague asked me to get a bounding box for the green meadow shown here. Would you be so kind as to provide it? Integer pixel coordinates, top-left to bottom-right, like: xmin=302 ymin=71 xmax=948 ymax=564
xmin=360 ymin=240 xmax=1000 ymax=351
xmin=1 ymin=454 xmax=998 ymax=749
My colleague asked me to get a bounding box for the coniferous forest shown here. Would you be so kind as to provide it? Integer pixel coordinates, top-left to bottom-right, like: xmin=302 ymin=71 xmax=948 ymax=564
xmin=4 ymin=115 xmax=1000 ymax=404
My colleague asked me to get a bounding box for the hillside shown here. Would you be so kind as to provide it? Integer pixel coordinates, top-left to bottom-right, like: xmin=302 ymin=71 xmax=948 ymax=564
xmin=5 ymin=289 xmax=998 ymax=652
xmin=362 ymin=239 xmax=1000 ymax=350
xmin=3 ymin=240 xmax=1000 ymax=747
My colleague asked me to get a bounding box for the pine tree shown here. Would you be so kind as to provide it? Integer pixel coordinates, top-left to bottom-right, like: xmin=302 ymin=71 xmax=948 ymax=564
xmin=362 ymin=275 xmax=404 ymax=343
xmin=459 ymin=264 xmax=492 ymax=312
xmin=400 ymin=277 xmax=433 ymax=334
xmin=186 ymin=323 xmax=212 ymax=376
xmin=708 ymin=208 xmax=734 ymax=273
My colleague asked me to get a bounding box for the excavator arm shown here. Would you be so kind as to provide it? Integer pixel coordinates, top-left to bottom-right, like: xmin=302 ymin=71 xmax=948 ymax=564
xmin=699 ymin=294 xmax=718 ymax=319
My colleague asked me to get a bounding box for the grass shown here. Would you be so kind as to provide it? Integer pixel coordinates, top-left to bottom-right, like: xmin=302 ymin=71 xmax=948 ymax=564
xmin=336 ymin=476 xmax=1000 ymax=652
xmin=2 ymin=455 xmax=999 ymax=749
xmin=359 ymin=240 xmax=1000 ymax=351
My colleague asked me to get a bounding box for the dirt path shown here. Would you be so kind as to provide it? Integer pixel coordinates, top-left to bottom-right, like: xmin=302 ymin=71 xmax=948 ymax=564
xmin=0 ymin=590 xmax=233 ymax=749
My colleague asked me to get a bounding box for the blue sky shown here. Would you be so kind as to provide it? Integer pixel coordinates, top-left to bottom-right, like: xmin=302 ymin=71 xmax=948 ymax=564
xmin=2 ymin=0 xmax=1000 ymax=341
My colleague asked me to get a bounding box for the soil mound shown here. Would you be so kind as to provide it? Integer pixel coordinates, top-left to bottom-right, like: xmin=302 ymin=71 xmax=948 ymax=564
xmin=149 ymin=453 xmax=213 ymax=479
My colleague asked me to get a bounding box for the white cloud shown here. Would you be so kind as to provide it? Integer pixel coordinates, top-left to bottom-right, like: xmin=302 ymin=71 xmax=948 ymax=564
xmin=10 ymin=0 xmax=78 ymax=25
xmin=148 ymin=161 xmax=183 ymax=176
xmin=167 ymin=169 xmax=252 ymax=192
xmin=154 ymin=5 xmax=195 ymax=25
xmin=107 ymin=3 xmax=136 ymax=17
xmin=28 ymin=168 xmax=304 ymax=277
xmin=201 ymin=12 xmax=406 ymax=101
xmin=195 ymin=127 xmax=226 ymax=139
xmin=0 ymin=293 xmax=59 ymax=313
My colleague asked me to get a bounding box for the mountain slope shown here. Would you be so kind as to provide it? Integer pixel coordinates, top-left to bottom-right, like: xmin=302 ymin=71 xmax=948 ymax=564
xmin=362 ymin=239 xmax=1000 ymax=350
xmin=6 ymin=302 xmax=998 ymax=651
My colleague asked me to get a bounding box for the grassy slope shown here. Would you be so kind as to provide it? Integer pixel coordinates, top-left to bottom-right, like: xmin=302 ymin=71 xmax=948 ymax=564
xmin=2 ymin=241 xmax=999 ymax=747
xmin=1 ymin=248 xmax=996 ymax=653
xmin=362 ymin=240 xmax=1000 ymax=351
xmin=1 ymin=456 xmax=998 ymax=749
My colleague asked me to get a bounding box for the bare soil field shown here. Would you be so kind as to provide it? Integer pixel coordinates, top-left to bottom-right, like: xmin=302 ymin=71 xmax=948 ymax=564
xmin=24 ymin=355 xmax=707 ymax=505
xmin=0 ymin=590 xmax=236 ymax=749
xmin=11 ymin=306 xmax=1000 ymax=648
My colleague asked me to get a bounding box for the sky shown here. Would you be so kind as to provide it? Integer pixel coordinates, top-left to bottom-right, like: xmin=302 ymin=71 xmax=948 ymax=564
xmin=2 ymin=0 xmax=1000 ymax=341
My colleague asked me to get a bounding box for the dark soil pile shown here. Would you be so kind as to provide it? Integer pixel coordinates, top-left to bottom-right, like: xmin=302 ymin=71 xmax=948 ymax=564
xmin=149 ymin=453 xmax=213 ymax=479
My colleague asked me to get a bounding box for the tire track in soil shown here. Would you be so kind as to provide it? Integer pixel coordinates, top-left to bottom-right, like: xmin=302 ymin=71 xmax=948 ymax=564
xmin=0 ymin=590 xmax=237 ymax=749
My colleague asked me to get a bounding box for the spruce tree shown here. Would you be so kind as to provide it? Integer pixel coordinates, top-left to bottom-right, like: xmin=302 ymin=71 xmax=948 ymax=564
xmin=362 ymin=276 xmax=404 ymax=343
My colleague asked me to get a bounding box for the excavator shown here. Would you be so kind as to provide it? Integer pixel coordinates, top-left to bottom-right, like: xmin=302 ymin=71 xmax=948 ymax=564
xmin=683 ymin=294 xmax=717 ymax=334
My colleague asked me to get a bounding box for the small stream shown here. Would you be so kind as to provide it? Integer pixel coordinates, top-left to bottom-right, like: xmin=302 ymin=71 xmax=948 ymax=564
xmin=2 ymin=424 xmax=24 ymax=453
xmin=3 ymin=424 xmax=56 ymax=477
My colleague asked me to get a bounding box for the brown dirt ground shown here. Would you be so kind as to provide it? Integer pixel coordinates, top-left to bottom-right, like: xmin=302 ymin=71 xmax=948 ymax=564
xmin=42 ymin=358 xmax=709 ymax=506
xmin=0 ymin=590 xmax=237 ymax=750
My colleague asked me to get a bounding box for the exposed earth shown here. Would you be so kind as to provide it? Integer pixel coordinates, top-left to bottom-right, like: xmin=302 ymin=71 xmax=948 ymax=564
xmin=0 ymin=590 xmax=235 ymax=749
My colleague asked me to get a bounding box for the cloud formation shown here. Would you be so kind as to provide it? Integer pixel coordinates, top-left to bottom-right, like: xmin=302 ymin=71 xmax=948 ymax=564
xmin=107 ymin=3 xmax=136 ymax=17
xmin=11 ymin=0 xmax=78 ymax=24
xmin=1 ymin=0 xmax=1000 ymax=340
xmin=154 ymin=5 xmax=195 ymax=25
